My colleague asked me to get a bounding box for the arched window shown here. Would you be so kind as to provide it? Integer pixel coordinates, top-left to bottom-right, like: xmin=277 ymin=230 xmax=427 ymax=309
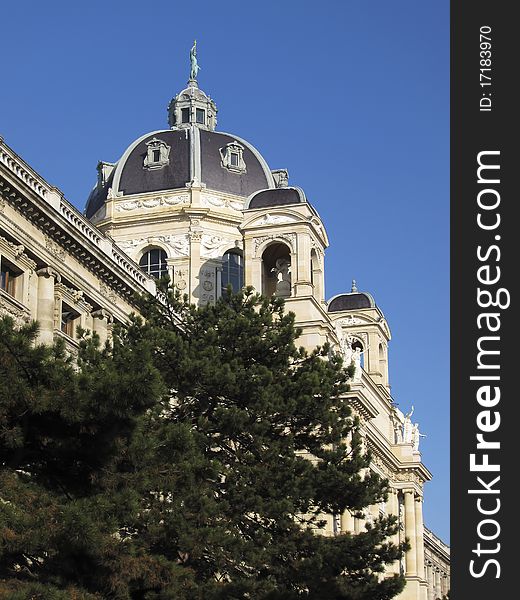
xmin=262 ymin=242 xmax=291 ymax=298
xmin=221 ymin=250 xmax=244 ymax=294
xmin=139 ymin=248 xmax=168 ymax=279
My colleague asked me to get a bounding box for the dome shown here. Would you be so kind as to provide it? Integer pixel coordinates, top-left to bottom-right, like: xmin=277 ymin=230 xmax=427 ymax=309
xmin=85 ymin=79 xmax=276 ymax=219
xmin=327 ymin=282 xmax=376 ymax=312
xmin=247 ymin=187 xmax=305 ymax=209
xmin=85 ymin=127 xmax=275 ymax=218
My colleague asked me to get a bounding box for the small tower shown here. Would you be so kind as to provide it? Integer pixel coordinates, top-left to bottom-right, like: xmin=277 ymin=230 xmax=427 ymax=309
xmin=328 ymin=281 xmax=391 ymax=388
xmin=241 ymin=186 xmax=328 ymax=304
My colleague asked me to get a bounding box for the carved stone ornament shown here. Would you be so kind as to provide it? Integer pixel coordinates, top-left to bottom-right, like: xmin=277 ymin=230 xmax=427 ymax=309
xmin=115 ymin=194 xmax=189 ymax=212
xmin=117 ymin=234 xmax=189 ymax=258
xmin=253 ymin=214 xmax=298 ymax=226
xmin=143 ymin=138 xmax=171 ymax=170
xmin=99 ymin=281 xmax=117 ymax=302
xmin=253 ymin=233 xmax=296 ymax=257
xmin=44 ymin=235 xmax=66 ymax=261
xmin=200 ymin=235 xmax=238 ymax=259
xmin=0 ymin=294 xmax=31 ymax=325
xmin=337 ymin=315 xmax=363 ymax=326
xmin=200 ymin=193 xmax=244 ymax=212
xmin=219 ymin=141 xmax=246 ymax=174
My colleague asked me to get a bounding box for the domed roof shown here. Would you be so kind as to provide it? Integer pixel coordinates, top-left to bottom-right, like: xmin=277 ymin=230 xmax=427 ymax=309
xmin=85 ymin=128 xmax=275 ymax=218
xmin=85 ymin=79 xmax=275 ymax=219
xmin=247 ymin=187 xmax=305 ymax=209
xmin=327 ymin=282 xmax=376 ymax=312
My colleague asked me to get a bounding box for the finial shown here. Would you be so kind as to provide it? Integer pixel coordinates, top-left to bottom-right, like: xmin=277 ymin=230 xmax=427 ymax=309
xmin=351 ymin=279 xmax=358 ymax=293
xmin=189 ymin=39 xmax=200 ymax=82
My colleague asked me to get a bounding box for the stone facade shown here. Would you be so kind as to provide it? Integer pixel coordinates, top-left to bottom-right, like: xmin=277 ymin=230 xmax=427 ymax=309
xmin=0 ymin=73 xmax=449 ymax=600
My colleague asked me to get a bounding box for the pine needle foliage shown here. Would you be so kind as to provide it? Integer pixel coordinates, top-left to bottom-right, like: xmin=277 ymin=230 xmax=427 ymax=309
xmin=0 ymin=284 xmax=407 ymax=599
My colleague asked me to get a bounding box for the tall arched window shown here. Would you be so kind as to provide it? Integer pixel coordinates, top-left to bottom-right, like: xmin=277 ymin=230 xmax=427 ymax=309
xmin=262 ymin=242 xmax=291 ymax=298
xmin=139 ymin=248 xmax=168 ymax=279
xmin=221 ymin=250 xmax=244 ymax=294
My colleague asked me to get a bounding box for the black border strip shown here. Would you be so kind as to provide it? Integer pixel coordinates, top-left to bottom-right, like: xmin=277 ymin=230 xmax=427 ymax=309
xmin=451 ymin=2 xmax=515 ymax=597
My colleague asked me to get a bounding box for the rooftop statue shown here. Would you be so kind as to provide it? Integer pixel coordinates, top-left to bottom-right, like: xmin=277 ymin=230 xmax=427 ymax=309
xmin=190 ymin=40 xmax=200 ymax=80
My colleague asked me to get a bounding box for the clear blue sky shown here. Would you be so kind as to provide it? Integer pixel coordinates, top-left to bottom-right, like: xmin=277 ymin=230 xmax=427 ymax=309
xmin=1 ymin=1 xmax=449 ymax=542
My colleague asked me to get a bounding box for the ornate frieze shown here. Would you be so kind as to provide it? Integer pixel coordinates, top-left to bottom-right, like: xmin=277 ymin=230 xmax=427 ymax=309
xmin=200 ymin=193 xmax=244 ymax=212
xmin=117 ymin=234 xmax=190 ymax=258
xmin=0 ymin=291 xmax=31 ymax=325
xmin=115 ymin=194 xmax=190 ymax=212
xmin=45 ymin=235 xmax=66 ymax=261
xmin=199 ymin=268 xmax=215 ymax=305
xmin=200 ymin=235 xmax=238 ymax=259
xmin=253 ymin=233 xmax=296 ymax=257
xmin=251 ymin=213 xmax=298 ymax=226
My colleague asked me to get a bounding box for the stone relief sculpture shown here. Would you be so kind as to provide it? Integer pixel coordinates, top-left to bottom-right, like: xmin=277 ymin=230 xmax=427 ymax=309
xmin=190 ymin=40 xmax=200 ymax=80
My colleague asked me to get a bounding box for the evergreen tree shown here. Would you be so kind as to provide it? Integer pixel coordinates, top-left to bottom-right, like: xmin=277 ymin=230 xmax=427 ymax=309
xmin=1 ymin=283 xmax=408 ymax=599
xmin=127 ymin=286 xmax=407 ymax=599
xmin=0 ymin=316 xmax=172 ymax=598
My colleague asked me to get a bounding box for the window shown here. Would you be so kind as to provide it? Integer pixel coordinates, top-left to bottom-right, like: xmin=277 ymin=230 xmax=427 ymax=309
xmin=221 ymin=251 xmax=244 ymax=294
xmin=0 ymin=258 xmax=21 ymax=298
xmin=181 ymin=108 xmax=190 ymax=123
xmin=139 ymin=248 xmax=168 ymax=279
xmin=143 ymin=138 xmax=170 ymax=170
xmin=196 ymin=108 xmax=205 ymax=124
xmin=61 ymin=303 xmax=79 ymax=338
xmin=219 ymin=141 xmax=246 ymax=174
xmin=261 ymin=243 xmax=291 ymax=298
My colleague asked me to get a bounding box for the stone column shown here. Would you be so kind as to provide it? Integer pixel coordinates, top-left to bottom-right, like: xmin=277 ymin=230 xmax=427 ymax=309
xmin=388 ymin=489 xmax=401 ymax=574
xmin=216 ymin=266 xmax=222 ymax=299
xmin=434 ymin=568 xmax=441 ymax=599
xmin=341 ymin=509 xmax=355 ymax=533
xmin=404 ymin=490 xmax=417 ymax=576
xmin=92 ymin=309 xmax=110 ymax=347
xmin=36 ymin=268 xmax=58 ymax=345
xmin=425 ymin=563 xmax=432 ymax=600
xmin=294 ymin=233 xmax=313 ymax=296
xmin=415 ymin=495 xmax=425 ymax=579
xmin=189 ymin=231 xmax=202 ymax=304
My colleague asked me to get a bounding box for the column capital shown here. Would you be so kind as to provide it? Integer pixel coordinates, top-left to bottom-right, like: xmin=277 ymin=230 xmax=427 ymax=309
xmin=92 ymin=308 xmax=113 ymax=323
xmin=36 ymin=267 xmax=61 ymax=282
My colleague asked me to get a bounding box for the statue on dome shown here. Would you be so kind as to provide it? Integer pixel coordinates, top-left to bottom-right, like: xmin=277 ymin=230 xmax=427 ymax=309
xmin=190 ymin=40 xmax=200 ymax=80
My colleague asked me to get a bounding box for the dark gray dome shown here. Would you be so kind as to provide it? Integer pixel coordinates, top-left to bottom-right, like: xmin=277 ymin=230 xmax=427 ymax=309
xmin=248 ymin=187 xmax=305 ymax=209
xmin=328 ymin=292 xmax=376 ymax=312
xmin=85 ymin=128 xmax=275 ymax=219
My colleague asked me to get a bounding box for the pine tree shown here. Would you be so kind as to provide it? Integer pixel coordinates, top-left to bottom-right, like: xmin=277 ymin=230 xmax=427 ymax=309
xmin=1 ymin=283 xmax=408 ymax=599
xmin=0 ymin=316 xmax=171 ymax=598
xmin=126 ymin=286 xmax=407 ymax=599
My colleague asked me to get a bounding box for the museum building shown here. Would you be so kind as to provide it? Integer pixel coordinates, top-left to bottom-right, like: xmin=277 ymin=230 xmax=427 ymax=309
xmin=0 ymin=70 xmax=449 ymax=600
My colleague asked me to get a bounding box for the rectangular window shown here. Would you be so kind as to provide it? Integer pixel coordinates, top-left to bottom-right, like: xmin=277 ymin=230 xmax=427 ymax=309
xmin=181 ymin=108 xmax=190 ymax=123
xmin=61 ymin=303 xmax=79 ymax=339
xmin=196 ymin=108 xmax=205 ymax=124
xmin=230 ymin=152 xmax=239 ymax=167
xmin=153 ymin=149 xmax=161 ymax=162
xmin=0 ymin=258 xmax=21 ymax=298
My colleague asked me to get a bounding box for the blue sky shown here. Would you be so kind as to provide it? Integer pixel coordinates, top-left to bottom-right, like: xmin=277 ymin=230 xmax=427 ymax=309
xmin=1 ymin=1 xmax=449 ymax=541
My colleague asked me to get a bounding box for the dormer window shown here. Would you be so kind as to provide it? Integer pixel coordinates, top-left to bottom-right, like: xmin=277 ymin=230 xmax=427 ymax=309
xmin=220 ymin=141 xmax=246 ymax=174
xmin=196 ymin=108 xmax=205 ymax=124
xmin=143 ymin=138 xmax=170 ymax=170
